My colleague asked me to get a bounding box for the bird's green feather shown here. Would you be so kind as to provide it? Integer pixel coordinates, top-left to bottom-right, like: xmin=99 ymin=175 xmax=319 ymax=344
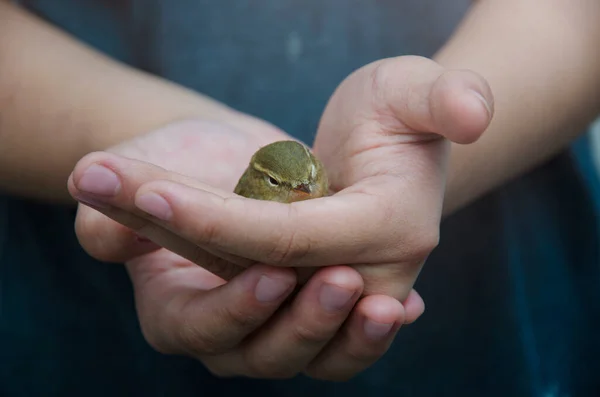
xmin=234 ymin=140 xmax=328 ymax=203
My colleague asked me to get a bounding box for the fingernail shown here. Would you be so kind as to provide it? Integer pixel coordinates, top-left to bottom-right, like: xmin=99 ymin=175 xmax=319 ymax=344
xmin=255 ymin=275 xmax=292 ymax=302
xmin=364 ymin=320 xmax=394 ymax=340
xmin=77 ymin=164 xmax=121 ymax=196
xmin=319 ymin=283 xmax=354 ymax=312
xmin=135 ymin=193 xmax=173 ymax=221
xmin=469 ymin=90 xmax=492 ymax=120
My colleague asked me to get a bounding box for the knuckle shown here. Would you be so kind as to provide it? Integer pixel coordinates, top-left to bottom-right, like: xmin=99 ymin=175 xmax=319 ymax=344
xmin=190 ymin=201 xmax=227 ymax=247
xmin=199 ymin=218 xmax=220 ymax=246
xmin=267 ymin=230 xmax=297 ymax=265
xmin=139 ymin=300 xmax=232 ymax=358
xmin=368 ymin=59 xmax=404 ymax=120
xmin=290 ymin=324 xmax=331 ymax=347
xmin=217 ymin=305 xmax=260 ymax=333
xmin=187 ymin=246 xmax=243 ymax=281
xmin=174 ymin=306 xmax=259 ymax=357
xmin=265 ymin=207 xmax=311 ymax=266
xmin=244 ymin=353 xmax=298 ymax=379
xmin=412 ymin=227 xmax=440 ymax=259
xmin=176 ymin=319 xmax=225 ymax=356
xmin=394 ymin=221 xmax=440 ymax=263
xmin=197 ymin=195 xmax=246 ymax=247
xmin=369 ymin=60 xmax=389 ymax=98
xmin=345 ymin=344 xmax=389 ymax=364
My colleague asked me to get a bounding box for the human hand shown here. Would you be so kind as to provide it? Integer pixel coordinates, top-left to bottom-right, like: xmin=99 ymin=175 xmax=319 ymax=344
xmin=309 ymin=55 xmax=494 ymax=299
xmin=70 ymin=117 xmax=425 ymax=380
xmin=125 ymin=249 xmax=423 ymax=380
xmin=71 ymin=55 xmax=492 ymax=304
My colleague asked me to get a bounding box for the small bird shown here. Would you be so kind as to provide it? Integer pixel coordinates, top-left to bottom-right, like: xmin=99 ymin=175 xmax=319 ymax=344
xmin=234 ymin=140 xmax=328 ymax=203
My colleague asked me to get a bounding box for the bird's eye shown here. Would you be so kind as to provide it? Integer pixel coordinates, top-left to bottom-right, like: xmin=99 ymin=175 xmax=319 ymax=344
xmin=266 ymin=176 xmax=279 ymax=186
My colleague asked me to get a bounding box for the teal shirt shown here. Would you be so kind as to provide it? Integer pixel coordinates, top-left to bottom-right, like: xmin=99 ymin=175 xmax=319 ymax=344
xmin=2 ymin=1 xmax=600 ymax=396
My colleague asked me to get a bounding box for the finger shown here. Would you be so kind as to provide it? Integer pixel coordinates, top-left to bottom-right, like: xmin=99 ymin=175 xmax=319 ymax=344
xmin=134 ymin=179 xmax=438 ymax=268
xmin=128 ymin=255 xmax=297 ymax=357
xmin=305 ymin=294 xmax=404 ymax=381
xmin=351 ymin=260 xmax=429 ymax=301
xmin=378 ymin=57 xmax=493 ymax=143
xmin=68 ymin=152 xmax=220 ymax=263
xmin=424 ymin=68 xmax=493 ymax=144
xmin=70 ymin=152 xmax=439 ymax=271
xmin=69 ymin=152 xmax=431 ymax=268
xmin=125 ymin=249 xmax=227 ymax=292
xmin=205 ymin=266 xmax=362 ymax=379
xmin=335 ymin=56 xmax=493 ymax=144
xmin=68 ymin=152 xmax=253 ymax=279
xmin=74 ymin=200 xmax=162 ymax=263
xmin=77 ymin=199 xmax=247 ymax=280
xmin=402 ymin=289 xmax=425 ymax=324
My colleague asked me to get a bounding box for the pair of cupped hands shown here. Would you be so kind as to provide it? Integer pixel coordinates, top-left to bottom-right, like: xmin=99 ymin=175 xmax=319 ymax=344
xmin=69 ymin=56 xmax=493 ymax=381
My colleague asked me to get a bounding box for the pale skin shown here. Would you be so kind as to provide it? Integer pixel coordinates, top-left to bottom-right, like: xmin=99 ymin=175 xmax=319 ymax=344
xmin=2 ymin=0 xmax=600 ymax=381
xmin=0 ymin=1 xmax=426 ymax=380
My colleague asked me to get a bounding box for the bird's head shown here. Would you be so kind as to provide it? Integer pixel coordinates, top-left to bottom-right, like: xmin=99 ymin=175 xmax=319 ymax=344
xmin=236 ymin=140 xmax=328 ymax=203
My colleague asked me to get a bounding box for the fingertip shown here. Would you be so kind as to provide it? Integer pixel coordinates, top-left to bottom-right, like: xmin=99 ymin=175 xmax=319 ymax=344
xmin=74 ymin=207 xmax=161 ymax=263
xmin=431 ymin=69 xmax=494 ymax=144
xmin=240 ymin=264 xmax=297 ymax=304
xmin=314 ymin=265 xmax=365 ymax=293
xmin=133 ymin=179 xmax=230 ymax=225
xmin=402 ymin=289 xmax=426 ymax=324
xmin=448 ymin=89 xmax=492 ymax=144
xmin=352 ymin=295 xmax=403 ymax=343
xmin=71 ymin=151 xmax=117 ymax=184
xmin=357 ymin=294 xmax=405 ymax=324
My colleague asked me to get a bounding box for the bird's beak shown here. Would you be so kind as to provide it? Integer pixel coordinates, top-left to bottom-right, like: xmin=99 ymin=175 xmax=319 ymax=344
xmin=294 ymin=183 xmax=312 ymax=194
xmin=288 ymin=182 xmax=326 ymax=203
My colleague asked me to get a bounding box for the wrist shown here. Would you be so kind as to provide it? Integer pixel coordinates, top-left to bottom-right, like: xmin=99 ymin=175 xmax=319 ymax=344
xmin=0 ymin=2 xmax=244 ymax=203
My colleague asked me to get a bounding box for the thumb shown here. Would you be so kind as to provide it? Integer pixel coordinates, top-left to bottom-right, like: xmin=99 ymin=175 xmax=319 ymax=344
xmin=320 ymin=55 xmax=494 ymax=145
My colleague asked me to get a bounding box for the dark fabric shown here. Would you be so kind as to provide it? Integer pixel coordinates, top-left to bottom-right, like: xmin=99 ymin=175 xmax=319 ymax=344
xmin=2 ymin=1 xmax=599 ymax=396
